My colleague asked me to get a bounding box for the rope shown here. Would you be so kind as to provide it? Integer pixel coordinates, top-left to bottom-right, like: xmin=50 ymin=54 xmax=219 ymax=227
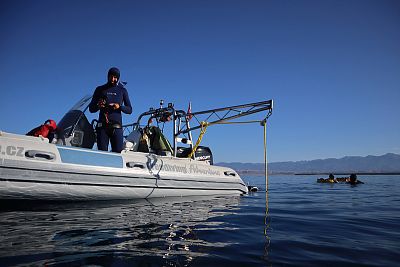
xmin=188 ymin=121 xmax=208 ymax=158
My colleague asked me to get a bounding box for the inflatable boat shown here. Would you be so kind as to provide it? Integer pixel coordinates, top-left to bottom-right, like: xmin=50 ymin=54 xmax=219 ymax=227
xmin=0 ymin=95 xmax=273 ymax=200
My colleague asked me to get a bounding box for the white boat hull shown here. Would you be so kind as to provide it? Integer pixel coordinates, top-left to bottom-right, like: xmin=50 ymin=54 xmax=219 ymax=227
xmin=0 ymin=132 xmax=248 ymax=200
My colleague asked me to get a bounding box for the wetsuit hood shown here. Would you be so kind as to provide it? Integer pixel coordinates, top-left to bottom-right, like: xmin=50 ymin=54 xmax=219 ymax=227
xmin=108 ymin=67 xmax=120 ymax=80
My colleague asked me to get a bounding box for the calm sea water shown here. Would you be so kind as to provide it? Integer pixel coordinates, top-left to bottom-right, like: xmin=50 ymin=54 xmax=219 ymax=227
xmin=0 ymin=175 xmax=399 ymax=266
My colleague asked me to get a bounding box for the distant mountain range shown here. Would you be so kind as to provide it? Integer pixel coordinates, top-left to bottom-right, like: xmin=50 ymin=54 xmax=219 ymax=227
xmin=216 ymin=153 xmax=400 ymax=175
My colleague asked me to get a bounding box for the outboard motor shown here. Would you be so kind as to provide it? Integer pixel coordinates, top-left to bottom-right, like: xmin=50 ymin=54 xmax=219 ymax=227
xmin=194 ymin=146 xmax=213 ymax=165
xmin=177 ymin=146 xmax=214 ymax=165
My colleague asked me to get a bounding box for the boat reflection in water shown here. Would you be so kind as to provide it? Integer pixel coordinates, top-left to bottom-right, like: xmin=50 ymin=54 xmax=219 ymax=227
xmin=0 ymin=195 xmax=244 ymax=266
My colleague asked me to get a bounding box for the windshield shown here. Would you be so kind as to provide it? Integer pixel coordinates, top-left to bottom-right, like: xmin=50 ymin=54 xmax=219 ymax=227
xmin=69 ymin=94 xmax=92 ymax=112
xmin=58 ymin=95 xmax=92 ymax=136
xmin=56 ymin=95 xmax=96 ymax=149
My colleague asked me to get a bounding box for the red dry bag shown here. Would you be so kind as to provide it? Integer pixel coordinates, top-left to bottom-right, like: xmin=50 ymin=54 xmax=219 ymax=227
xmin=26 ymin=119 xmax=57 ymax=138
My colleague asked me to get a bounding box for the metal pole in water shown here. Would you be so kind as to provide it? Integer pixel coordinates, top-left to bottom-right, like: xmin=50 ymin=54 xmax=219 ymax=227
xmin=262 ymin=119 xmax=268 ymax=193
xmin=262 ymin=118 xmax=270 ymax=252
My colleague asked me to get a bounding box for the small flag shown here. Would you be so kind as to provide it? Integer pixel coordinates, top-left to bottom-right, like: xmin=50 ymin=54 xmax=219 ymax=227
xmin=186 ymin=101 xmax=193 ymax=121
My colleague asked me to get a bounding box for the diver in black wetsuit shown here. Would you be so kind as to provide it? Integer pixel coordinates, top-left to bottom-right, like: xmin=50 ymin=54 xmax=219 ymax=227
xmin=347 ymin=173 xmax=364 ymax=185
xmin=89 ymin=67 xmax=132 ymax=153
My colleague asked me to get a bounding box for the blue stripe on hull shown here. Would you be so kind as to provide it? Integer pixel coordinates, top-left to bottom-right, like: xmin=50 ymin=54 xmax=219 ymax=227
xmin=57 ymin=147 xmax=123 ymax=168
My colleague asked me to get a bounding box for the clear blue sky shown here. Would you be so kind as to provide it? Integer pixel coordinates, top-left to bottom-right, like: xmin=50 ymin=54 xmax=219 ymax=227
xmin=1 ymin=0 xmax=399 ymax=163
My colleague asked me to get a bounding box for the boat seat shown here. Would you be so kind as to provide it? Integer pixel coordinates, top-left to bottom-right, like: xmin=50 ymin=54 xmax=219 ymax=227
xmin=135 ymin=126 xmax=173 ymax=155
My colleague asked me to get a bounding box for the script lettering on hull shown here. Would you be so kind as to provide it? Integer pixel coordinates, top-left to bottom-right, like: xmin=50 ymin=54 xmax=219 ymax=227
xmin=151 ymin=162 xmax=221 ymax=176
